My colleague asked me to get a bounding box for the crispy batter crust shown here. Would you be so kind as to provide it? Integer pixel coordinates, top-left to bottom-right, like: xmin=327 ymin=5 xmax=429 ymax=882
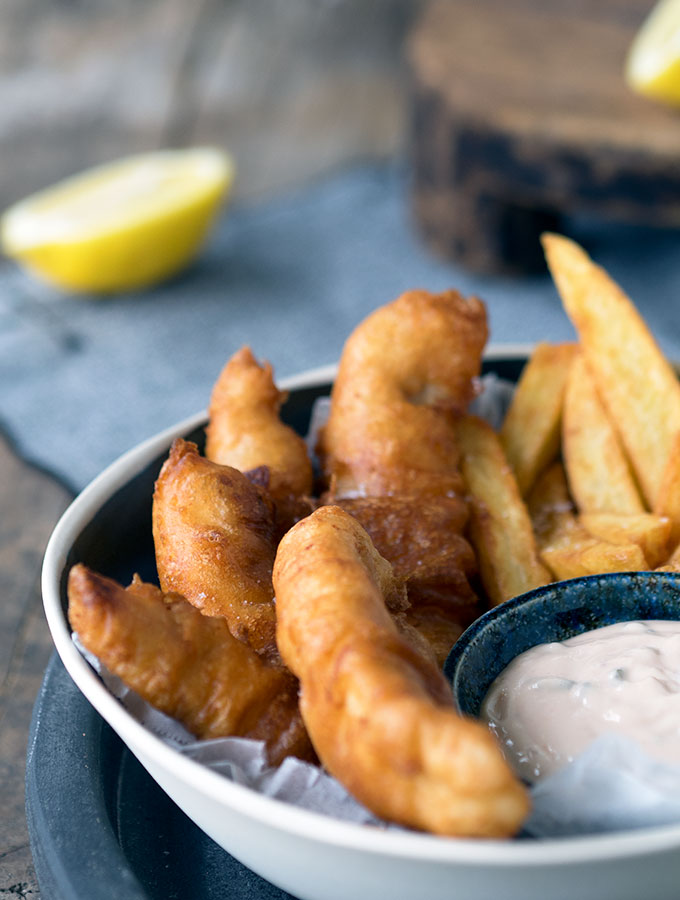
xmin=153 ymin=438 xmax=279 ymax=658
xmin=274 ymin=507 xmax=529 ymax=837
xmin=335 ymin=496 xmax=479 ymax=665
xmin=68 ymin=565 xmax=314 ymax=765
xmin=318 ymin=289 xmax=488 ymax=660
xmin=206 ymin=347 xmax=314 ymax=534
xmin=319 ymin=289 xmax=488 ymax=498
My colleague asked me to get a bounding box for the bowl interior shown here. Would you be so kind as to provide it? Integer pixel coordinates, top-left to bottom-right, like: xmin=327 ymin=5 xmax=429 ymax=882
xmin=59 ymin=354 xmax=529 ymax=622
xmin=58 ymin=379 xmax=335 ymax=620
xmin=444 ymin=572 xmax=680 ymax=718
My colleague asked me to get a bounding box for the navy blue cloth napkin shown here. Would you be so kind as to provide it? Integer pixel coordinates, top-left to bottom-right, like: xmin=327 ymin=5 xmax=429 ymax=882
xmin=2 ymin=161 xmax=680 ymax=491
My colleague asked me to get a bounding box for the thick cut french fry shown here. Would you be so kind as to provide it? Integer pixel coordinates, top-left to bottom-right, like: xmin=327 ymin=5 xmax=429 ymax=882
xmin=528 ymin=463 xmax=648 ymax=580
xmin=563 ymin=352 xmax=645 ymax=515
xmin=579 ymin=512 xmax=671 ymax=569
xmin=500 ymin=341 xmax=578 ymax=497
xmin=458 ymin=415 xmax=551 ymax=605
xmin=543 ymin=541 xmax=648 ymax=580
xmin=656 ymin=539 xmax=680 ymax=572
xmin=542 ymin=233 xmax=680 ymax=509
xmin=654 ymin=431 xmax=680 ymax=550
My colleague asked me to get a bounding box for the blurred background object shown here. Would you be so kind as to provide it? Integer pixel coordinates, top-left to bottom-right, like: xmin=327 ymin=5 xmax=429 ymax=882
xmin=408 ymin=0 xmax=680 ymax=274
xmin=3 ymin=0 xmax=676 ymax=281
xmin=626 ymin=0 xmax=680 ymax=107
xmin=0 ymin=0 xmax=421 ymax=211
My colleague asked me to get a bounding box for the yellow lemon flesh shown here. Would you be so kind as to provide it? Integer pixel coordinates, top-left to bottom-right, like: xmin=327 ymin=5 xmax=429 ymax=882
xmin=626 ymin=0 xmax=680 ymax=106
xmin=0 ymin=147 xmax=234 ymax=294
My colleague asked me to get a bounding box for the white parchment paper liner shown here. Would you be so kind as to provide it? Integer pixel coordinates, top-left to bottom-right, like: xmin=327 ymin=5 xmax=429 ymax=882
xmin=525 ymin=735 xmax=680 ymax=837
xmin=74 ymin=637 xmax=386 ymax=828
xmin=71 ymin=375 xmax=680 ymax=838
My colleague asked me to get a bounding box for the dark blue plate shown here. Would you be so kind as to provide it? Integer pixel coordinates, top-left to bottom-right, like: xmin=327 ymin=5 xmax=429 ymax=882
xmin=26 ymin=652 xmax=297 ymax=900
xmin=444 ymin=571 xmax=680 ymax=717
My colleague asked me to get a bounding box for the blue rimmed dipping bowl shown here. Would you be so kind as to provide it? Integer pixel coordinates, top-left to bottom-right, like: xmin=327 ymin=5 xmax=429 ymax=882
xmin=444 ymin=571 xmax=680 ymax=718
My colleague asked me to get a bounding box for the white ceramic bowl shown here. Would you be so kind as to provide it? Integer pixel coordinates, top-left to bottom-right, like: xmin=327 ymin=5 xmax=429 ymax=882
xmin=42 ymin=349 xmax=680 ymax=900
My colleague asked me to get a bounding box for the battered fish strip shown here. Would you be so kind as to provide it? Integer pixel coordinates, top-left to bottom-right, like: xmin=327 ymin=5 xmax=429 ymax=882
xmin=273 ymin=506 xmax=530 ymax=838
xmin=319 ymin=288 xmax=488 ymax=498
xmin=206 ymin=347 xmax=314 ymax=534
xmin=318 ymin=289 xmax=488 ymax=662
xmin=153 ymin=438 xmax=279 ymax=658
xmin=67 ymin=565 xmax=314 ymax=766
xmin=336 ymin=495 xmax=480 ymax=664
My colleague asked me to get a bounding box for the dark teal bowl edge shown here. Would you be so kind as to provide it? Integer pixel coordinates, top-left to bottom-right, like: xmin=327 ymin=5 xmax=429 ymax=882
xmin=443 ymin=571 xmax=680 ymax=718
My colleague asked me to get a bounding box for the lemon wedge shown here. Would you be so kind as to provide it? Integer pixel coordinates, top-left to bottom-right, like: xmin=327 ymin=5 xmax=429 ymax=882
xmin=1 ymin=147 xmax=234 ymax=294
xmin=626 ymin=0 xmax=680 ymax=106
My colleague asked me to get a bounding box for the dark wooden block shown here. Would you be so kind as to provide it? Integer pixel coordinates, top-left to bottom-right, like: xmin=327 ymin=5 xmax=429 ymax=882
xmin=407 ymin=0 xmax=680 ymax=274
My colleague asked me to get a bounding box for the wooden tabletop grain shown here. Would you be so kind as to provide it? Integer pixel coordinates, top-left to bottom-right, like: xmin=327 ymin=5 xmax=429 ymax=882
xmin=0 ymin=432 xmax=72 ymax=897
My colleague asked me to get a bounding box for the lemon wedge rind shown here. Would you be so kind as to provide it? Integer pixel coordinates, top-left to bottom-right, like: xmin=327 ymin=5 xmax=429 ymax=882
xmin=1 ymin=147 xmax=234 ymax=294
xmin=626 ymin=0 xmax=680 ymax=106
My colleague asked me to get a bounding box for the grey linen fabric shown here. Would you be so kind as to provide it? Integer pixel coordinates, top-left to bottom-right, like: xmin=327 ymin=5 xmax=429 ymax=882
xmin=2 ymin=161 xmax=680 ymax=491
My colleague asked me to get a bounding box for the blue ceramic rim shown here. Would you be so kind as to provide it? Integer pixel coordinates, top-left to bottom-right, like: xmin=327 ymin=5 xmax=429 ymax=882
xmin=444 ymin=570 xmax=680 ymax=718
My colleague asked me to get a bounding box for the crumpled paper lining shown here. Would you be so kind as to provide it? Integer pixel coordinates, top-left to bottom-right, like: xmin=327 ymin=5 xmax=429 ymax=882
xmin=525 ymin=734 xmax=680 ymax=836
xmin=74 ymin=637 xmax=387 ymax=828
xmin=72 ymin=375 xmax=680 ymax=839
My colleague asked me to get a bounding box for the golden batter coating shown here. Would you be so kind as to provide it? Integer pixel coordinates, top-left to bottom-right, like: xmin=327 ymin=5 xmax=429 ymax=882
xmin=273 ymin=506 xmax=529 ymax=837
xmin=153 ymin=438 xmax=279 ymax=658
xmin=336 ymin=496 xmax=480 ymax=665
xmin=319 ymin=289 xmax=488 ymax=498
xmin=206 ymin=347 xmax=314 ymax=534
xmin=67 ymin=565 xmax=314 ymax=766
xmin=318 ymin=289 xmax=487 ymax=660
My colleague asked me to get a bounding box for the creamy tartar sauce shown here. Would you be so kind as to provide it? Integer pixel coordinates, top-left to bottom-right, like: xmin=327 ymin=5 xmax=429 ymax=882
xmin=481 ymin=620 xmax=680 ymax=782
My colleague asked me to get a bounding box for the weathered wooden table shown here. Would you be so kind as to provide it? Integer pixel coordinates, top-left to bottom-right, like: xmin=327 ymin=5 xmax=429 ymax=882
xmin=0 ymin=434 xmax=72 ymax=897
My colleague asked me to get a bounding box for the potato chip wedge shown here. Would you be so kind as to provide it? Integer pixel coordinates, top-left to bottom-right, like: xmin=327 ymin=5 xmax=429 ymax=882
xmin=653 ymin=430 xmax=680 ymax=549
xmin=458 ymin=415 xmax=551 ymax=605
xmin=500 ymin=341 xmax=578 ymax=496
xmin=542 ymin=541 xmax=648 ymax=581
xmin=579 ymin=512 xmax=671 ymax=569
xmin=656 ymin=539 xmax=680 ymax=572
xmin=542 ymin=232 xmax=680 ymax=509
xmin=563 ymin=352 xmax=645 ymax=514
xmin=528 ymin=463 xmax=648 ymax=580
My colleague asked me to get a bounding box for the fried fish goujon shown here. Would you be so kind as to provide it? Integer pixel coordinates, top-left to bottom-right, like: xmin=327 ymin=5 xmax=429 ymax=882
xmin=318 ymin=288 xmax=488 ymax=662
xmin=67 ymin=564 xmax=314 ymax=766
xmin=273 ymin=506 xmax=529 ymax=837
xmin=320 ymin=288 xmax=487 ymax=498
xmin=206 ymin=347 xmax=314 ymax=534
xmin=153 ymin=438 xmax=279 ymax=658
xmin=335 ymin=495 xmax=479 ymax=663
